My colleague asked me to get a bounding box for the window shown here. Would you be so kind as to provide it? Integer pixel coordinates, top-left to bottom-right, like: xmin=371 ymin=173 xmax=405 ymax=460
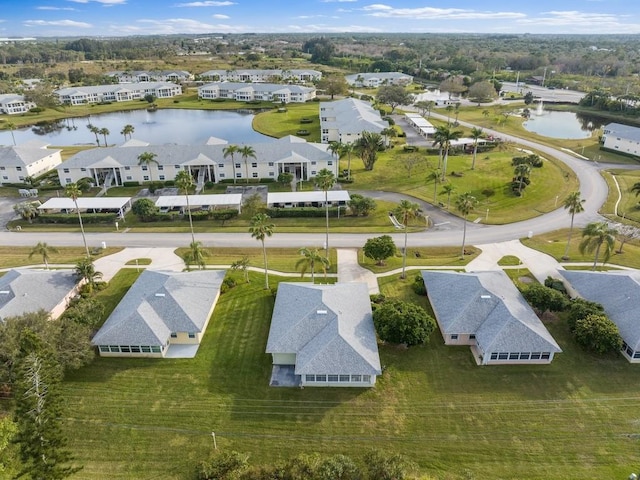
xmin=126 ymin=176 xmax=132 ymax=180
xmin=16 ymin=166 xmax=21 ymax=171
xmin=469 ymin=334 xmax=476 ymax=340
xmin=490 ymin=352 xmax=498 ymax=360
xmin=362 ymin=375 xmax=371 ymax=383
xmin=159 ymin=175 xmax=165 ymax=180
xmin=131 ymin=346 xmax=141 ymax=353
xmin=99 ymin=345 xmax=109 ymax=352
xmin=0 ymin=166 xmax=4 ymax=170
xmin=634 ymin=352 xmax=640 ymax=359
xmin=124 ymin=166 xmax=130 ymax=170
xmin=109 ymin=345 xmax=119 ymax=353
xmin=328 ymin=161 xmax=333 ymax=166
xmin=311 ymin=170 xmax=316 ymax=175
xmin=65 ymin=178 xmax=71 ymax=183
xmin=236 ymin=173 xmax=241 ymax=178
xmin=311 ymin=161 xmax=317 ymax=165
xmin=141 ymin=346 xmax=151 ymax=353
xmin=218 ymin=163 xmax=224 ymax=168
xmin=269 ymin=172 xmax=275 ymax=177
xmin=316 ymin=374 xmax=326 ymax=382
xmin=328 ymin=374 xmax=338 ymax=382
xmin=170 ymin=332 xmax=178 ymax=338
xmin=305 ymin=375 xmax=315 ymax=382
xmin=541 ymin=352 xmax=550 ymax=360
xmin=268 ymin=162 xmax=274 ymax=167
xmin=251 ymin=162 xmax=257 ymax=168
xmin=175 ymin=165 xmax=180 ymax=169
xmin=143 ymin=176 xmax=149 ymax=181
xmin=252 ymin=173 xmax=258 ymax=178
xmin=235 ymin=163 xmax=241 ymax=169
xmin=81 ymin=167 xmax=87 ymax=172
xmin=63 ymin=168 xmax=69 ymax=173
xmin=157 ymin=165 xmax=163 ymax=171
xmin=339 ymin=375 xmax=350 ymax=382
xmin=450 ymin=334 xmax=458 ymax=340
xmin=351 ymin=374 xmax=361 ymax=382
xmin=520 ymin=353 xmax=530 ymax=360
xmin=120 ymin=346 xmax=131 ymax=353
xmin=142 ymin=165 xmax=148 ymax=170
xmin=509 ymin=353 xmax=519 ymax=360
xmin=219 ymin=173 xmax=225 ymax=178
xmin=498 ymin=353 xmax=508 ymax=360
xmin=151 ymin=346 xmax=161 ymax=353
xmin=188 ymin=333 xmax=196 ymax=339
xmin=531 ymin=352 xmax=541 ymax=360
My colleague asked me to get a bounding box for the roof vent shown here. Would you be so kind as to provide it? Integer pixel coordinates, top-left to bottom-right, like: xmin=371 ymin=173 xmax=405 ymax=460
xmin=0 ymin=290 xmax=9 ymax=294
xmin=480 ymin=295 xmax=491 ymax=299
xmin=155 ymin=293 xmax=166 ymax=297
xmin=316 ymin=310 xmax=327 ymax=315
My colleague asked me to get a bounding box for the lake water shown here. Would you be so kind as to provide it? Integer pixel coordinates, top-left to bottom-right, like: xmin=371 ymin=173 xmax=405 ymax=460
xmin=522 ymin=110 xmax=599 ymax=139
xmin=0 ymin=109 xmax=271 ymax=146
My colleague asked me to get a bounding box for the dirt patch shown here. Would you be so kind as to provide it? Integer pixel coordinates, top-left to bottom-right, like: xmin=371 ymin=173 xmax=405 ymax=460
xmin=518 ymin=276 xmax=534 ymax=284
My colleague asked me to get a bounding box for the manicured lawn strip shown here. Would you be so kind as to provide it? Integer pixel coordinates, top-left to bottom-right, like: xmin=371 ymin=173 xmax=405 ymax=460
xmin=359 ymin=246 xmax=479 ymax=273
xmin=252 ymin=103 xmax=321 ymax=141
xmin=60 ymin=271 xmax=640 ymax=479
xmin=93 ymin=268 xmax=142 ymax=324
xmin=521 ymin=229 xmax=640 ymax=268
xmin=607 ymin=169 xmax=640 ymax=223
xmin=124 ymin=258 xmax=151 ymax=265
xmin=497 ymin=255 xmax=522 ymax=266
xmin=0 ymin=246 xmax=122 ymax=269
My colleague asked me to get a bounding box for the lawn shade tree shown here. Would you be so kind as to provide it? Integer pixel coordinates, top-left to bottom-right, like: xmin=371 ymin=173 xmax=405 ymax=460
xmin=376 ymin=85 xmax=414 ymax=114
xmin=120 ymin=124 xmax=135 ymax=141
xmin=356 ymin=131 xmax=384 ymax=171
xmin=456 ymin=192 xmax=478 ymax=258
xmin=414 ymin=100 xmax=434 ymax=118
xmin=28 ymin=242 xmax=58 ymax=270
xmin=574 ymin=314 xmax=623 ymax=354
xmin=514 ymin=163 xmax=531 ymax=195
xmin=87 ymin=124 xmax=100 ymax=146
xmin=469 ymin=127 xmax=484 ymax=170
xmin=614 ymin=224 xmax=640 ymax=254
xmin=339 ymin=141 xmax=355 ymax=179
xmin=395 ymin=200 xmax=421 ymax=279
xmin=131 ymin=198 xmax=159 ymax=221
xmin=175 ymin=170 xmax=196 ymax=244
xmin=314 ymin=168 xmax=336 ymax=256
xmin=238 ymin=145 xmax=256 ymax=184
xmin=372 ymin=299 xmax=436 ymax=346
xmin=579 ymin=221 xmax=618 ymax=270
xmin=230 ymin=256 xmax=250 ymax=283
xmin=296 ymin=247 xmax=330 ymax=284
xmin=222 ymin=144 xmax=240 ymax=185
xmin=182 ymin=241 xmax=208 ymax=271
xmin=348 ymin=194 xmax=377 ymax=217
xmin=64 ymin=183 xmax=90 ymax=258
xmin=562 ymin=191 xmax=585 ymax=260
xmin=137 ymin=151 xmax=158 ymax=183
xmin=249 ymin=213 xmax=275 ymax=290
xmin=440 ymin=183 xmax=456 ymax=210
xmin=432 ymin=125 xmax=463 ymax=181
xmin=74 ymin=257 xmax=102 ymax=294
xmin=99 ymin=127 xmax=110 ymax=147
xmin=363 ymin=235 xmax=396 ymax=266
xmin=13 ymin=202 xmax=38 ymax=223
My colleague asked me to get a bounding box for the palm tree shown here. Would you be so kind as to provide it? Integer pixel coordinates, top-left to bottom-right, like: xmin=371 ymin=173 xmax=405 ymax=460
xmin=482 ymin=109 xmax=490 ymax=119
xmin=175 ymin=170 xmax=196 ymax=244
xmin=339 ymin=142 xmax=355 ymax=179
xmin=514 ymin=163 xmax=531 ymax=195
xmin=314 ymin=168 xmax=336 ymax=256
xmin=356 ymin=131 xmax=384 ymax=171
xmin=395 ymin=200 xmax=421 ymax=279
xmin=380 ymin=127 xmax=396 ymax=146
xmin=631 ymin=182 xmax=640 ymax=197
xmin=445 ymin=104 xmax=454 ymax=124
xmin=296 ymin=247 xmax=330 ymax=284
xmin=182 ymin=240 xmax=208 ymax=271
xmin=249 ymin=213 xmax=275 ymax=289
xmin=120 ymin=124 xmax=135 ymax=141
xmin=440 ymin=183 xmax=456 ymax=209
xmin=238 ymin=145 xmax=256 ymax=184
xmin=579 ymin=221 xmax=618 ymax=270
xmin=87 ymin=123 xmax=100 ymax=146
xmin=65 ymin=182 xmax=90 ymax=258
xmin=74 ymin=257 xmax=103 ymax=293
xmin=562 ymin=191 xmax=585 ymax=260
xmin=426 ymin=170 xmax=440 ymax=204
xmin=99 ymin=127 xmax=110 ymax=147
xmin=222 ymin=144 xmax=240 ymax=184
xmin=456 ymin=192 xmax=478 ymax=258
xmin=230 ymin=256 xmax=250 ymax=283
xmin=469 ymin=127 xmax=483 ymax=170
xmin=6 ymin=121 xmax=16 ymax=146
xmin=432 ymin=125 xmax=462 ymax=181
xmin=137 ymin=151 xmax=158 ymax=183
xmin=29 ymin=242 xmax=58 ymax=270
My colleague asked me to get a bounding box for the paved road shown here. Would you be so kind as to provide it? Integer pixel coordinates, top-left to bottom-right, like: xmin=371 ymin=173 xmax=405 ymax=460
xmin=500 ymin=82 xmax=585 ymax=104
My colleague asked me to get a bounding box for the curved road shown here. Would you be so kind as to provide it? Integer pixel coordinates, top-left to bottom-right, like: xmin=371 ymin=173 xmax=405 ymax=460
xmin=0 ymin=112 xmax=637 ymax=250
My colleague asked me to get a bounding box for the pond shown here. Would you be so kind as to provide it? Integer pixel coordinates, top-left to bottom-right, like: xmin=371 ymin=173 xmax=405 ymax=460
xmin=522 ymin=108 xmax=605 ymax=139
xmin=0 ymin=109 xmax=271 ymax=146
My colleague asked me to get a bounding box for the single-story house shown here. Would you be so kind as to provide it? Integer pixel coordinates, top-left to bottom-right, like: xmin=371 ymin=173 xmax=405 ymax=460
xmin=57 ymin=135 xmax=336 ymax=187
xmin=199 ymin=69 xmax=322 ymax=83
xmin=92 ymin=269 xmax=225 ymax=358
xmin=198 ymin=82 xmax=316 ymax=103
xmin=0 ymin=269 xmax=79 ymax=321
xmin=345 ymin=72 xmax=413 ymax=88
xmin=421 ymin=270 xmax=562 ymax=365
xmin=0 ymin=93 xmax=36 ymax=114
xmin=266 ymin=282 xmax=382 ymax=387
xmin=319 ymin=98 xmax=389 ymax=144
xmin=54 ymin=82 xmax=182 ymax=106
xmin=266 ymin=190 xmax=350 ymax=208
xmin=601 ymin=123 xmax=640 ymax=156
xmin=558 ymin=270 xmax=640 ymax=363
xmin=0 ymin=141 xmax=62 ymax=185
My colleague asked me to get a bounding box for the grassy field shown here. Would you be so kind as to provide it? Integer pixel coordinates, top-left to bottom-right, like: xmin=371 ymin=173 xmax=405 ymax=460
xmin=59 ymin=270 xmax=640 ymax=479
xmin=605 ymin=169 xmax=640 ymax=223
xmin=252 ymin=103 xmax=321 ymax=141
xmin=359 ymin=246 xmax=479 ymax=273
xmin=0 ymin=246 xmax=122 ymax=269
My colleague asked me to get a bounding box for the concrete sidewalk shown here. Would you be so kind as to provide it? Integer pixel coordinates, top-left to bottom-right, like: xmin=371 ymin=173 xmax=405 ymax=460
xmin=336 ymin=248 xmax=380 ymax=294
xmin=93 ymin=247 xmax=184 ymax=281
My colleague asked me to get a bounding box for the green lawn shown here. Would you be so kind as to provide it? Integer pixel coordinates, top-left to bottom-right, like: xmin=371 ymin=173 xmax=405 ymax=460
xmin=0 ymin=246 xmax=122 ymax=269
xmin=604 ymin=169 xmax=640 ymax=223
xmin=60 ymin=271 xmax=640 ymax=479
xmin=359 ymin=246 xmax=479 ymax=273
xmin=252 ymin=103 xmax=321 ymax=141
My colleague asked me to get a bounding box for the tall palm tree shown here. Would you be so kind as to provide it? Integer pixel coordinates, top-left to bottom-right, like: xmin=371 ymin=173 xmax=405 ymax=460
xmin=137 ymin=151 xmax=158 ymax=183
xmin=514 ymin=163 xmax=531 ymax=195
xmin=562 ymin=191 xmax=585 ymax=260
xmin=74 ymin=257 xmax=103 ymax=293
xmin=427 ymin=170 xmax=440 ymax=203
xmin=395 ymin=200 xmax=421 ymax=279
xmin=175 ymin=170 xmax=196 ymax=244
xmin=87 ymin=123 xmax=100 ymax=146
xmin=222 ymin=144 xmax=240 ymax=184
xmin=456 ymin=192 xmax=478 ymax=258
xmin=99 ymin=127 xmax=110 ymax=147
xmin=440 ymin=183 xmax=456 ymax=209
xmin=120 ymin=124 xmax=135 ymax=141
xmin=356 ymin=131 xmax=384 ymax=171
xmin=65 ymin=182 xmax=90 ymax=258
xmin=314 ymin=168 xmax=336 ymax=256
xmin=469 ymin=127 xmax=483 ymax=170
xmin=238 ymin=145 xmax=256 ymax=184
xmin=327 ymin=141 xmax=342 ymax=177
xmin=579 ymin=221 xmax=618 ymax=270
xmin=249 ymin=213 xmax=275 ymax=289
xmin=432 ymin=125 xmax=462 ymax=181
xmin=296 ymin=247 xmax=330 ymax=284
xmin=6 ymin=121 xmax=16 ymax=146
xmin=182 ymin=240 xmax=208 ymax=271
xmin=339 ymin=142 xmax=355 ymax=179
xmin=445 ymin=104 xmax=454 ymax=124
xmin=29 ymin=241 xmax=58 ymax=270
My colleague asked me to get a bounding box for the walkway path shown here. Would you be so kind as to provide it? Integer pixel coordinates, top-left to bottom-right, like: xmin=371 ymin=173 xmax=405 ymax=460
xmin=93 ymin=247 xmax=183 ymax=281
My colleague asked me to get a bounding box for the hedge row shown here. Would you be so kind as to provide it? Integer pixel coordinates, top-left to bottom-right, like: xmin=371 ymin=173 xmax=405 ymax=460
xmin=36 ymin=213 xmax=118 ymax=224
xmin=266 ymin=207 xmax=339 ymax=218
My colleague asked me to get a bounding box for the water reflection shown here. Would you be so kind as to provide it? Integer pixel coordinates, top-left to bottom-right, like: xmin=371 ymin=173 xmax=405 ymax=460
xmin=522 ymin=109 xmax=604 ymax=139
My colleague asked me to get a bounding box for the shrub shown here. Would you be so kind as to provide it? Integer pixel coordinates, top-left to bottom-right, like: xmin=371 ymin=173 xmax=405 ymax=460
xmin=574 ymin=314 xmax=623 ymax=354
xmin=190 ymin=210 xmax=210 ymax=221
xmin=567 ymin=298 xmax=605 ymax=332
xmin=522 ymin=283 xmax=568 ymax=313
xmin=265 ymin=207 xmax=339 ymax=218
xmin=220 ymin=277 xmax=237 ymax=294
xmin=544 ymin=276 xmax=567 ymax=294
xmin=373 ymin=299 xmax=436 ymax=346
xmin=164 ymin=180 xmax=175 ymax=187
xmin=412 ymin=273 xmax=426 ymax=295
xmin=36 ymin=213 xmax=117 ymax=224
xmin=123 ymin=181 xmax=140 ymax=187
xmin=210 ymin=209 xmax=239 ymax=222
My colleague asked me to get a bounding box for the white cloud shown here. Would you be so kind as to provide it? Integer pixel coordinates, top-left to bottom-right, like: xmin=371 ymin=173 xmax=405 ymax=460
xmin=24 ymin=19 xmax=93 ymax=27
xmin=37 ymin=6 xmax=77 ymax=10
xmin=516 ymin=10 xmax=640 ymax=32
xmin=68 ymin=0 xmax=127 ymax=4
xmin=173 ymin=1 xmax=235 ymax=6
xmin=123 ymin=17 xmax=247 ymax=34
xmin=212 ymin=14 xmax=229 ymax=19
xmin=287 ymin=23 xmax=382 ymax=32
xmin=362 ymin=4 xmax=526 ymax=20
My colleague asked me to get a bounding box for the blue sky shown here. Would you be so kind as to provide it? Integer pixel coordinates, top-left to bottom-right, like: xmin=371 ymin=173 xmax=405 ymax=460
xmin=0 ymin=0 xmax=637 ymax=37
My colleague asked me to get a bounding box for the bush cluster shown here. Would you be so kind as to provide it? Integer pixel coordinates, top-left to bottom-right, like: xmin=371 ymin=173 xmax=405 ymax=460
xmin=265 ymin=207 xmax=339 ymax=218
xmin=36 ymin=213 xmax=118 ymax=224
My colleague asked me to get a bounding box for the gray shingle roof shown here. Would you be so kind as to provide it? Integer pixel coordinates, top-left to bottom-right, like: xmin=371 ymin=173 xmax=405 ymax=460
xmin=0 ymin=269 xmax=77 ymax=321
xmin=59 ymin=135 xmax=332 ymax=170
xmin=92 ymin=269 xmax=225 ymax=346
xmin=0 ymin=144 xmax=59 ymax=167
xmin=266 ymin=283 xmax=381 ymax=375
xmin=320 ymin=98 xmax=388 ymax=134
xmin=603 ymin=123 xmax=640 ymax=142
xmin=422 ymin=270 xmax=561 ymax=354
xmin=559 ymin=270 xmax=640 ymax=350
